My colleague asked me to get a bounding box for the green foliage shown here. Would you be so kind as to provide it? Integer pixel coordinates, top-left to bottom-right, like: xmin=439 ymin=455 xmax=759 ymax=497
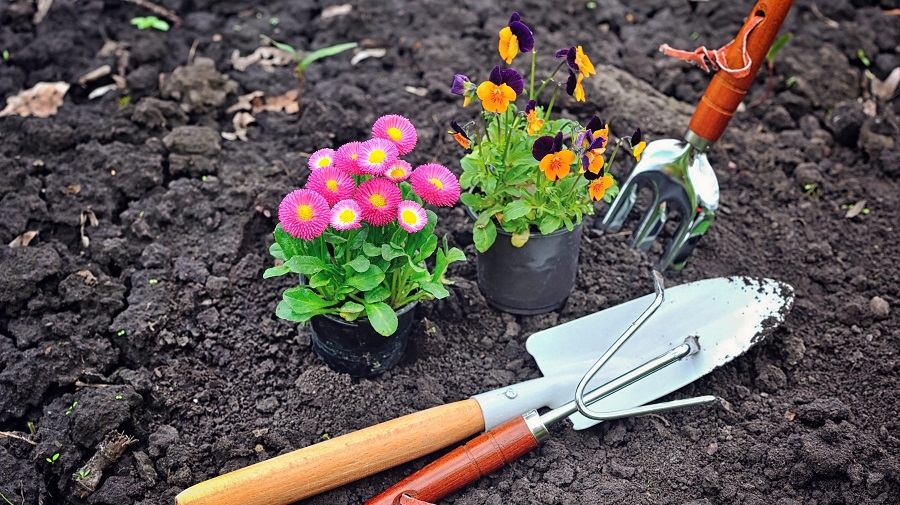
xmin=766 ymin=33 xmax=792 ymax=63
xmin=130 ymin=16 xmax=170 ymax=32
xmin=46 ymin=453 xmax=59 ymax=465
xmin=260 ymin=35 xmax=357 ymax=74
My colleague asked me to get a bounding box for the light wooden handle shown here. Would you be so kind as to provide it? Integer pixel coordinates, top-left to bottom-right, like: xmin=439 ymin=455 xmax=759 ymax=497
xmin=174 ymin=399 xmax=486 ymax=505
xmin=365 ymin=415 xmax=539 ymax=505
xmin=688 ymin=0 xmax=794 ymax=142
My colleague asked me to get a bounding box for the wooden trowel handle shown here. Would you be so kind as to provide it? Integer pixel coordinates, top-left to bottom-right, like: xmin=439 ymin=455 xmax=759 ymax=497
xmin=174 ymin=399 xmax=485 ymax=505
xmin=688 ymin=0 xmax=794 ymax=143
xmin=366 ymin=415 xmax=539 ymax=505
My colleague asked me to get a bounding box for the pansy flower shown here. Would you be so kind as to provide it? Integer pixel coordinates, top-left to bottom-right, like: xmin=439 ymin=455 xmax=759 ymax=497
xmin=477 ymin=66 xmax=524 ymax=114
xmin=631 ymin=127 xmax=647 ymax=162
xmin=308 ymin=148 xmax=335 ymax=171
xmin=329 ymin=199 xmax=363 ymax=231
xmin=525 ymin=100 xmax=544 ymax=136
xmin=556 ymin=46 xmax=596 ymax=78
xmin=447 ymin=120 xmax=471 ymax=149
xmin=396 ymin=200 xmax=428 ymax=233
xmin=372 ymin=114 xmax=418 ymax=155
xmin=577 ymin=116 xmax=608 ymax=148
xmin=278 ymin=189 xmax=330 ymax=240
xmin=355 ymin=177 xmax=402 ymax=226
xmin=588 ymin=175 xmax=615 ymax=201
xmin=305 ymin=166 xmax=356 ymax=206
xmin=450 ymin=74 xmax=477 ymax=107
xmin=498 ymin=12 xmax=535 ymax=65
xmin=334 ymin=141 xmax=365 ymax=175
xmin=581 ymin=134 xmax=607 ymax=177
xmin=565 ymin=69 xmax=586 ymax=102
xmin=383 ymin=159 xmax=413 ymax=182
xmin=410 ymin=164 xmax=461 ymax=207
xmin=357 ymin=138 xmax=399 ymax=175
xmin=532 ymin=131 xmax=575 ymax=181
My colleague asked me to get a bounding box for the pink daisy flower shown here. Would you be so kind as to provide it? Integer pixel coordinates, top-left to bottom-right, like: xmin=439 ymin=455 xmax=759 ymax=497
xmin=397 ymin=200 xmax=428 ymax=233
xmin=372 ymin=115 xmax=417 ymax=155
xmin=382 ymin=159 xmax=412 ymax=182
xmin=278 ymin=189 xmax=330 ymax=240
xmin=410 ymin=164 xmax=461 ymax=207
xmin=305 ymin=166 xmax=356 ymax=206
xmin=330 ymin=199 xmax=363 ymax=231
xmin=355 ymin=178 xmax=402 ymax=226
xmin=357 ymin=138 xmax=399 ymax=175
xmin=333 ymin=141 xmax=365 ymax=175
xmin=308 ymin=148 xmax=336 ymax=171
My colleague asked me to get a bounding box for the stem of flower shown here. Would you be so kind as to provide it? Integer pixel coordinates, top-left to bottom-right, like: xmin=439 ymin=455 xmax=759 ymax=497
xmin=534 ymin=61 xmax=567 ymax=101
xmin=543 ymin=85 xmax=559 ymax=122
xmin=529 ymin=50 xmax=536 ymax=98
xmin=482 ymin=112 xmax=492 ymax=144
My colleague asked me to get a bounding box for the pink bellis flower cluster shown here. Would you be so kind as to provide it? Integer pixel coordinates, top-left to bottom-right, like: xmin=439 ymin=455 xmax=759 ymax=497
xmin=266 ymin=115 xmax=466 ymax=336
xmin=447 ymin=12 xmax=648 ymax=252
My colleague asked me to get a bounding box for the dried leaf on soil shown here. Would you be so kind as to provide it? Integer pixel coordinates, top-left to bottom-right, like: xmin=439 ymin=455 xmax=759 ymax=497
xmin=351 ymin=48 xmax=387 ymax=65
xmin=251 ymin=89 xmax=299 ymax=114
xmin=785 ymin=411 xmax=796 ymax=421
xmin=0 ymin=82 xmax=70 ymax=118
xmin=226 ymin=90 xmax=265 ymax=113
xmin=231 ymin=47 xmax=295 ymax=72
xmin=34 ymin=0 xmax=53 ymax=24
xmin=404 ymin=86 xmax=427 ymax=97
xmin=321 ymin=4 xmax=352 ymax=18
xmin=78 ymin=65 xmax=112 ymax=86
xmin=9 ymin=231 xmax=39 ymax=248
xmin=75 ymin=269 xmax=98 ymax=286
xmin=844 ymin=199 xmax=867 ymax=218
xmin=222 ymin=112 xmax=256 ymax=142
xmin=871 ymin=67 xmax=900 ymax=100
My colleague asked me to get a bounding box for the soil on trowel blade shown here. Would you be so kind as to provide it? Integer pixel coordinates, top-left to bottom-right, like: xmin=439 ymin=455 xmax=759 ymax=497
xmin=0 ymin=1 xmax=898 ymax=504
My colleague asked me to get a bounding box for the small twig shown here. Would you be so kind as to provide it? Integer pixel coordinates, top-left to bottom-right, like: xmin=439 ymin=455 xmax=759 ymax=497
xmin=0 ymin=431 xmax=38 ymax=445
xmin=641 ymin=413 xmax=671 ymax=427
xmin=810 ymin=4 xmax=840 ymax=28
xmin=74 ymin=381 xmax=111 ymax=389
xmin=124 ymin=0 xmax=182 ymax=27
xmin=73 ymin=432 xmax=138 ymax=499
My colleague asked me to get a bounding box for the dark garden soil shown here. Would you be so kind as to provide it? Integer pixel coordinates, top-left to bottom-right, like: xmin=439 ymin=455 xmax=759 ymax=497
xmin=1 ymin=0 xmax=899 ymax=503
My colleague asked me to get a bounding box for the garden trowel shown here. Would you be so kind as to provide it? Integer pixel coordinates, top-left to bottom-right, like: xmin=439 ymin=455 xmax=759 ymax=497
xmin=175 ymin=275 xmax=793 ymax=505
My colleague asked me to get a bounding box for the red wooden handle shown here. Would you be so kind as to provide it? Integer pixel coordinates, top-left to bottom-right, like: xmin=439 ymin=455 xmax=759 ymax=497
xmin=366 ymin=415 xmax=540 ymax=505
xmin=688 ymin=0 xmax=794 ymax=143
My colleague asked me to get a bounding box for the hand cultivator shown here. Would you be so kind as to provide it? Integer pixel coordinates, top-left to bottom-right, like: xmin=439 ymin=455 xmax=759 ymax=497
xmin=598 ymin=0 xmax=794 ymax=271
xmin=176 ymin=273 xmax=793 ymax=505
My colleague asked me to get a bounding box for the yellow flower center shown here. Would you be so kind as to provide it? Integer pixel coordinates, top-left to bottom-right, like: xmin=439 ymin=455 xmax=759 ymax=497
xmin=387 ymin=127 xmax=403 ymax=141
xmin=369 ymin=194 xmax=387 ymax=208
xmin=297 ymin=204 xmax=313 ymax=221
xmin=369 ymin=150 xmax=386 ymax=164
xmin=316 ymin=157 xmax=331 ymax=168
xmin=326 ymin=179 xmax=339 ymax=192
xmin=339 ymin=209 xmax=356 ymax=223
xmin=428 ymin=177 xmax=444 ymax=190
xmin=389 ymin=168 xmax=406 ymax=178
xmin=401 ymin=209 xmax=418 ymax=225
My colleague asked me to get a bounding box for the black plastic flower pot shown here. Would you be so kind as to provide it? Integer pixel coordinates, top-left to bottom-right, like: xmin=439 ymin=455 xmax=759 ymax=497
xmin=476 ymin=222 xmax=583 ymax=315
xmin=309 ymin=302 xmax=417 ymax=378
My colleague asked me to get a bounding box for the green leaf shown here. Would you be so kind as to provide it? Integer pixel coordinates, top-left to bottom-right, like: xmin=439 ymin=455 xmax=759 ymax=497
xmin=444 ymin=247 xmax=466 ymax=264
xmin=473 ymin=218 xmax=497 ymax=253
xmin=274 ymin=224 xmax=304 ymax=260
xmin=263 ymin=265 xmax=291 ymax=279
xmin=459 ymin=192 xmax=483 ymax=207
xmin=364 ymin=302 xmax=398 ymax=336
xmin=307 ymin=271 xmax=332 ymax=288
xmin=347 ymin=255 xmax=370 ymax=273
xmin=275 ymin=300 xmax=314 ymax=322
xmin=322 ymin=231 xmax=348 ymax=245
xmin=284 ymin=255 xmax=327 ymax=276
xmin=363 ymin=242 xmax=383 ymax=257
xmin=419 ymin=281 xmax=450 ymax=299
xmin=298 ymin=42 xmax=358 ymax=72
xmin=503 ymin=200 xmax=532 ymax=221
xmin=283 ymin=287 xmax=333 ymax=311
xmin=347 ymin=264 xmax=385 ymax=291
xmin=510 ymin=229 xmax=530 ymax=247
xmin=269 ymin=242 xmax=285 ymax=261
xmin=539 ymin=215 xmax=563 ymax=235
xmin=364 ymin=286 xmax=391 ymax=303
xmin=766 ymin=33 xmax=792 ymax=63
xmin=381 ymin=244 xmax=407 ymax=261
xmin=413 ymin=234 xmax=438 ymax=263
xmin=260 ymin=35 xmax=299 ymax=59
xmin=338 ymin=301 xmax=365 ymax=319
xmin=349 ymin=227 xmax=368 ymax=250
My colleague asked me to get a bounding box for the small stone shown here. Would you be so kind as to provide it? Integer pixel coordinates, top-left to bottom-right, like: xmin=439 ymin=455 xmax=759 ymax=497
xmin=869 ymin=296 xmax=890 ymax=319
xmin=149 ymin=425 xmax=180 ymax=458
xmin=826 ymin=101 xmax=865 ymax=146
xmin=793 ymin=162 xmax=824 ymax=188
xmin=795 ymin=398 xmax=851 ymax=427
xmin=163 ymin=126 xmax=222 ymax=157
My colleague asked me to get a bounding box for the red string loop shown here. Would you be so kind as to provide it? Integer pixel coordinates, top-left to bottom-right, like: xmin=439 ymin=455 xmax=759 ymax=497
xmin=659 ymin=14 xmax=764 ymax=78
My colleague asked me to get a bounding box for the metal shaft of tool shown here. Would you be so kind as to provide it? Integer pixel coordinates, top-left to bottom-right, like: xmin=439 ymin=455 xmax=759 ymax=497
xmin=540 ymin=341 xmax=716 ymax=427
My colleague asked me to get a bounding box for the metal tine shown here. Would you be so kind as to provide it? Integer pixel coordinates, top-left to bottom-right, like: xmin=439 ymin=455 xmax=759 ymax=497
xmin=572 ymin=271 xmax=716 ymax=421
